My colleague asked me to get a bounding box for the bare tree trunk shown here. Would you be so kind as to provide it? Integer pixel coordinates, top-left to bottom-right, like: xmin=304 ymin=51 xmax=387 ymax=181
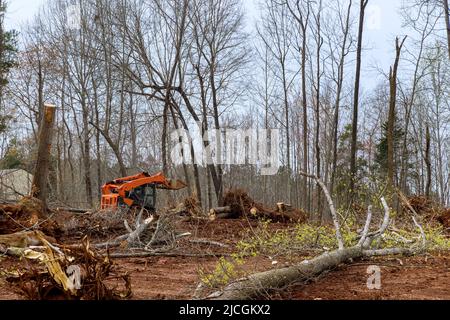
xmin=82 ymin=98 xmax=93 ymax=208
xmin=444 ymin=0 xmax=450 ymax=59
xmin=313 ymin=1 xmax=323 ymax=219
xmin=387 ymin=36 xmax=407 ymax=189
xmin=301 ymin=22 xmax=309 ymax=212
xmin=281 ymin=63 xmax=291 ymax=204
xmin=331 ymin=0 xmax=352 ymax=196
xmin=169 ymin=104 xmax=192 ymax=196
xmin=161 ymin=103 xmax=169 ymax=175
xmin=349 ymin=0 xmax=368 ymax=199
xmin=286 ymin=1 xmax=311 ymax=212
xmin=89 ymin=122 xmax=127 ymax=178
xmin=425 ymin=124 xmax=432 ymax=198
xmin=31 ymin=104 xmax=56 ymax=211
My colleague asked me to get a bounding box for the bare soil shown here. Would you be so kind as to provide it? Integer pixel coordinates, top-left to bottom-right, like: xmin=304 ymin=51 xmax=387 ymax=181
xmin=284 ymin=252 xmax=450 ymax=300
xmin=0 ymin=217 xmax=449 ymax=300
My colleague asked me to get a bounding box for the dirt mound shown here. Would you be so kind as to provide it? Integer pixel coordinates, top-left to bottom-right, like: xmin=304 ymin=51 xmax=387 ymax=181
xmin=222 ymin=189 xmax=306 ymax=223
xmin=0 ymin=197 xmax=61 ymax=238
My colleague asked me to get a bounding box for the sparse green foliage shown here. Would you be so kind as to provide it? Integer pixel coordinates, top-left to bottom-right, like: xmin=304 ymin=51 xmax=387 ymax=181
xmin=199 ymin=218 xmax=449 ymax=289
xmin=0 ymin=138 xmax=25 ymax=169
xmin=374 ymin=120 xmax=406 ymax=177
xmin=0 ymin=1 xmax=18 ymax=89
xmin=198 ymin=257 xmax=242 ymax=288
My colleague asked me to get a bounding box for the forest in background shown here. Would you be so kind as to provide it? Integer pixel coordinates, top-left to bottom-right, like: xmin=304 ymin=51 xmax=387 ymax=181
xmin=0 ymin=0 xmax=449 ymax=220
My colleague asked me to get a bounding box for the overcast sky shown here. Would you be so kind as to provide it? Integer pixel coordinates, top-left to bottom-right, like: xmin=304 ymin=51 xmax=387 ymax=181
xmin=5 ymin=0 xmax=407 ymax=90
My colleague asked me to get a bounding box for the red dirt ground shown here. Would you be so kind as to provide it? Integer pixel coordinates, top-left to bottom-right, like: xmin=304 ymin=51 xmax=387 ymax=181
xmin=284 ymin=252 xmax=450 ymax=300
xmin=1 ymin=218 xmax=449 ymax=300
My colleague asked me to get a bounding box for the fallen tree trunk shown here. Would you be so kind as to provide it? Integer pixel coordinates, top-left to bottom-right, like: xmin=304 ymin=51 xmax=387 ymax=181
xmin=0 ymin=231 xmax=56 ymax=248
xmin=208 ymin=245 xmax=416 ymax=300
xmin=209 ymin=206 xmax=232 ymax=215
xmin=209 ymin=207 xmax=233 ymax=220
xmin=209 ymin=246 xmax=362 ymax=300
xmin=55 ymin=207 xmax=90 ymax=214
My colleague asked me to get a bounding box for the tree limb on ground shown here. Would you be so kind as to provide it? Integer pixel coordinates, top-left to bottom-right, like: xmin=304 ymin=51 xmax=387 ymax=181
xmin=206 ymin=175 xmax=426 ymax=300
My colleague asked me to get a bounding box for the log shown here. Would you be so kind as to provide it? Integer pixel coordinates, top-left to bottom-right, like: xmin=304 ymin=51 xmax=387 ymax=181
xmin=209 ymin=244 xmax=417 ymax=300
xmin=190 ymin=239 xmax=229 ymax=248
xmin=251 ymin=207 xmax=302 ymax=223
xmin=276 ymin=202 xmax=292 ymax=212
xmin=209 ymin=246 xmax=363 ymax=300
xmin=209 ymin=206 xmax=232 ymax=215
xmin=55 ymin=207 xmax=90 ymax=214
xmin=0 ymin=231 xmax=56 ymax=248
xmin=108 ymin=251 xmax=230 ymax=259
xmin=209 ymin=206 xmax=233 ymax=220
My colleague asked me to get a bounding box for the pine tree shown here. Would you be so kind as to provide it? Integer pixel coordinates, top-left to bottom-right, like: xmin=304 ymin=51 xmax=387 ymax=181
xmin=374 ymin=120 xmax=405 ymax=178
xmin=0 ymin=0 xmax=18 ymax=134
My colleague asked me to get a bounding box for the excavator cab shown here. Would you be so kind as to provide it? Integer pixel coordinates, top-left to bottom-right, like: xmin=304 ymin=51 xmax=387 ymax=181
xmin=126 ymin=184 xmax=156 ymax=211
xmin=101 ymin=172 xmax=186 ymax=212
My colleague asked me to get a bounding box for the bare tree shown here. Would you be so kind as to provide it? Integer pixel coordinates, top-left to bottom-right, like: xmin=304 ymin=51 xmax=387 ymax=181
xmin=349 ymin=0 xmax=368 ymax=198
xmin=387 ymin=36 xmax=407 ymax=189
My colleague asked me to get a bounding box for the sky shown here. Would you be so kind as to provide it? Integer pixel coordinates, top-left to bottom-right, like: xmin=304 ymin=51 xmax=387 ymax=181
xmin=5 ymin=0 xmax=407 ymax=90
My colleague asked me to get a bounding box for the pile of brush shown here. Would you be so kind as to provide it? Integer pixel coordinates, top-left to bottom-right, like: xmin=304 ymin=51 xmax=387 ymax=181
xmin=400 ymin=194 xmax=449 ymax=234
xmin=209 ymin=189 xmax=307 ymax=223
xmin=0 ymin=197 xmax=61 ymax=238
xmin=5 ymin=236 xmax=131 ymax=300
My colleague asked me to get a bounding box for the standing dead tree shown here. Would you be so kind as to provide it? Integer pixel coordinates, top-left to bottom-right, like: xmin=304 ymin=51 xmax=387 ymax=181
xmin=206 ymin=175 xmax=425 ymax=300
xmin=387 ymin=36 xmax=407 ymax=189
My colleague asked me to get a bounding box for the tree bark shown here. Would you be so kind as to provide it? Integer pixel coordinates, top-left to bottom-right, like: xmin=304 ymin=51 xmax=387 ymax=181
xmin=331 ymin=0 xmax=352 ymax=197
xmin=31 ymin=104 xmax=56 ymax=211
xmin=444 ymin=0 xmax=450 ymax=59
xmin=89 ymin=121 xmax=127 ymax=177
xmin=349 ymin=0 xmax=368 ymax=198
xmin=425 ymin=124 xmax=432 ymax=198
xmin=387 ymin=36 xmax=407 ymax=189
xmin=209 ymin=246 xmax=363 ymax=300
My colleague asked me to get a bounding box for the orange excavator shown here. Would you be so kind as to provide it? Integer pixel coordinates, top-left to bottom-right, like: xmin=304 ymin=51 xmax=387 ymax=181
xmin=101 ymin=172 xmax=186 ymax=212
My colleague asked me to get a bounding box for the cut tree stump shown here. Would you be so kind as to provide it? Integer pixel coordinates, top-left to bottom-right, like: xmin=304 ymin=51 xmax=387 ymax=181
xmin=31 ymin=104 xmax=57 ymax=211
